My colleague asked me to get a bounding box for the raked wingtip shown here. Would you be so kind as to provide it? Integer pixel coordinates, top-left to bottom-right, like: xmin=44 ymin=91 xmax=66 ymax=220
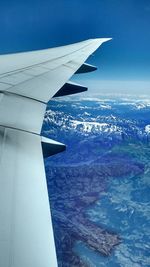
xmin=91 ymin=37 xmax=112 ymax=45
xmin=99 ymin=37 xmax=112 ymax=43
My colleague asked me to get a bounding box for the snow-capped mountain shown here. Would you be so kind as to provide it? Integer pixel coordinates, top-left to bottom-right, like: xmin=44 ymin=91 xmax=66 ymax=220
xmin=43 ymin=97 xmax=150 ymax=142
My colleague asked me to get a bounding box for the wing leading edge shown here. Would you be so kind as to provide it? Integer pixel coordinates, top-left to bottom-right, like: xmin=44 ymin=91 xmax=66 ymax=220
xmin=0 ymin=38 xmax=111 ymax=267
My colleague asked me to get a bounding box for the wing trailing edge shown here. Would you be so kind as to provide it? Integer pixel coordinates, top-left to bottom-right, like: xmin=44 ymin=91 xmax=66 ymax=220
xmin=0 ymin=38 xmax=112 ymax=103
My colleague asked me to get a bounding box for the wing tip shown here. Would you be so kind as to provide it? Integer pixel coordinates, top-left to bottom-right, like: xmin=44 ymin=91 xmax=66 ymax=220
xmin=92 ymin=37 xmax=112 ymax=44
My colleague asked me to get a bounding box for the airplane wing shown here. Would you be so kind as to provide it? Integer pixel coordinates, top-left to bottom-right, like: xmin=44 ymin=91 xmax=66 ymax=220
xmin=0 ymin=38 xmax=111 ymax=267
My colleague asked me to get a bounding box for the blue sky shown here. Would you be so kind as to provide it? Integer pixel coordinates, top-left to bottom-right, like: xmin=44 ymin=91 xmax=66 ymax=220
xmin=0 ymin=0 xmax=150 ymax=92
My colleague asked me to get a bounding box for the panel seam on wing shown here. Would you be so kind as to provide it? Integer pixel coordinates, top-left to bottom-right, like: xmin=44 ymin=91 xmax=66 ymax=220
xmin=0 ymin=90 xmax=46 ymax=104
xmin=0 ymin=124 xmax=40 ymax=136
xmin=0 ymin=39 xmax=96 ymax=76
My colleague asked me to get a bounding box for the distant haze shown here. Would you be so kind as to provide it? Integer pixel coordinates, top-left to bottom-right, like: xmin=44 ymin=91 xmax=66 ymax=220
xmin=72 ymin=78 xmax=150 ymax=96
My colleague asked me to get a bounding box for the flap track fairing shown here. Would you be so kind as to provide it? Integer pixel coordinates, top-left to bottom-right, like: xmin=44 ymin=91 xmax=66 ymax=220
xmin=53 ymin=81 xmax=87 ymax=97
xmin=75 ymin=63 xmax=97 ymax=74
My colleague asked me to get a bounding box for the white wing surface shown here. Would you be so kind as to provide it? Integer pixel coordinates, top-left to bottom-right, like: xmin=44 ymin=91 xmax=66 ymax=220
xmin=0 ymin=38 xmax=111 ymax=267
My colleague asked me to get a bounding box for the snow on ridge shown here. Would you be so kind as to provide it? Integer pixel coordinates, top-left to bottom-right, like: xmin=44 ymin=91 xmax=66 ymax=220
xmin=145 ymin=125 xmax=150 ymax=133
xmin=44 ymin=110 xmax=121 ymax=135
xmin=132 ymin=103 xmax=150 ymax=110
xmin=99 ymin=104 xmax=112 ymax=110
xmin=70 ymin=120 xmax=120 ymax=133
